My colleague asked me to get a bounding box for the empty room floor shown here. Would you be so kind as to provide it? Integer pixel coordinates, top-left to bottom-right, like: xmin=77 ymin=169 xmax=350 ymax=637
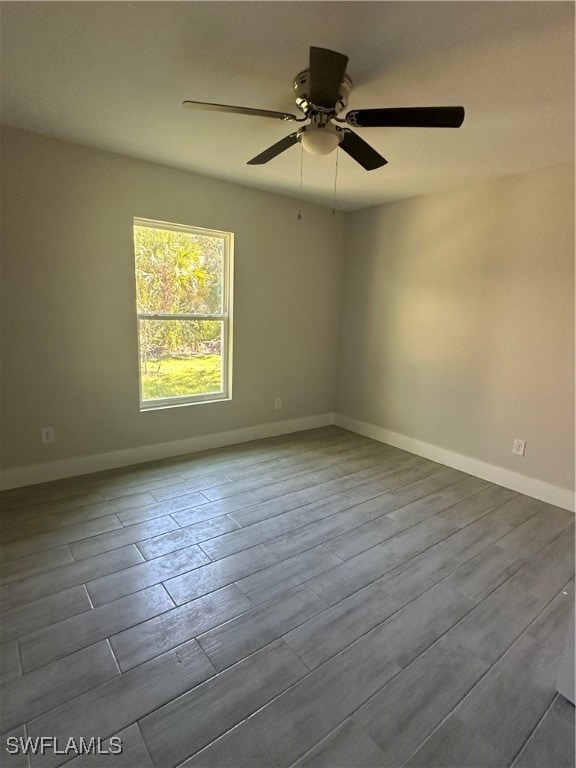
xmin=0 ymin=426 xmax=574 ymax=768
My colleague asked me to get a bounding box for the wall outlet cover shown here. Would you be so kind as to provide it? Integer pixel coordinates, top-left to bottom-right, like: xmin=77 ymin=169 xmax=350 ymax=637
xmin=512 ymin=438 xmax=526 ymax=456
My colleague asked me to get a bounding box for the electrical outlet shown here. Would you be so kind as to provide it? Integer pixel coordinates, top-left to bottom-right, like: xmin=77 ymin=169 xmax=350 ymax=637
xmin=41 ymin=426 xmax=55 ymax=444
xmin=512 ymin=438 xmax=526 ymax=456
xmin=274 ymin=397 xmax=282 ymax=410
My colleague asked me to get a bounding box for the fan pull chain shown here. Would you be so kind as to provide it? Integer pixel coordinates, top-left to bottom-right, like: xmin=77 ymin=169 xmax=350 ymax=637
xmin=332 ymin=147 xmax=339 ymax=215
xmin=297 ymin=144 xmax=304 ymax=220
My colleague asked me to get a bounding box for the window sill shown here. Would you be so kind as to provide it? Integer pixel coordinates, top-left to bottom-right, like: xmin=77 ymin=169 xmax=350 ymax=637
xmin=140 ymin=394 xmax=231 ymax=412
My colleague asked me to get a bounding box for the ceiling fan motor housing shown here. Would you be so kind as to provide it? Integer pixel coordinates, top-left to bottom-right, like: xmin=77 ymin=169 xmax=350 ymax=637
xmin=293 ymin=69 xmax=353 ymax=116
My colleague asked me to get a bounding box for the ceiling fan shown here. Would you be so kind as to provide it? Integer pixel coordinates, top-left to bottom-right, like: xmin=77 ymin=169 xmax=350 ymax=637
xmin=183 ymin=47 xmax=465 ymax=171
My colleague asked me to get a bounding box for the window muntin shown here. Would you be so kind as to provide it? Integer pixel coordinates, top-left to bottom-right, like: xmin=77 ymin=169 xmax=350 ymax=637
xmin=134 ymin=218 xmax=233 ymax=409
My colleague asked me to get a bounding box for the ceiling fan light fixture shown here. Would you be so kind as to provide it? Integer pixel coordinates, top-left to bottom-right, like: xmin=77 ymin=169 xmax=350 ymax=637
xmin=297 ymin=123 xmax=342 ymax=156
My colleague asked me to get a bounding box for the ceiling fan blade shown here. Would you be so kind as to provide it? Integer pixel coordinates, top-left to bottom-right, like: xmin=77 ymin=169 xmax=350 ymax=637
xmin=345 ymin=106 xmax=465 ymax=128
xmin=339 ymin=130 xmax=388 ymax=171
xmin=247 ymin=132 xmax=299 ymax=165
xmin=308 ymin=47 xmax=349 ymax=108
xmin=183 ymin=100 xmax=296 ymax=122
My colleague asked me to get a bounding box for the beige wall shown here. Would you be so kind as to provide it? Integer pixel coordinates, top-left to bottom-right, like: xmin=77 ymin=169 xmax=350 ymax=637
xmin=337 ymin=164 xmax=575 ymax=492
xmin=0 ymin=127 xmax=344 ymax=470
xmin=2 ymin=127 xmax=574 ymax=498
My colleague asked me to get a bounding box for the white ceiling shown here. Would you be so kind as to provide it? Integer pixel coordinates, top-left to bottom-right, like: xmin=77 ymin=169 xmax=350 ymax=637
xmin=1 ymin=1 xmax=574 ymax=211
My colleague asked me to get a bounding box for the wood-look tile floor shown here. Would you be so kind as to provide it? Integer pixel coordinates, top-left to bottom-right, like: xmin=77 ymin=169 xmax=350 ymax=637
xmin=0 ymin=426 xmax=574 ymax=768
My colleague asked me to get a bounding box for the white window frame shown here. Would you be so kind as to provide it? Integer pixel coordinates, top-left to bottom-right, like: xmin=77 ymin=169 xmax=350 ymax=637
xmin=134 ymin=217 xmax=234 ymax=411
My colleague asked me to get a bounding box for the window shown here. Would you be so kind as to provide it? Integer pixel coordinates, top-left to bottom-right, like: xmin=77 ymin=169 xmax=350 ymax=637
xmin=133 ymin=217 xmax=233 ymax=410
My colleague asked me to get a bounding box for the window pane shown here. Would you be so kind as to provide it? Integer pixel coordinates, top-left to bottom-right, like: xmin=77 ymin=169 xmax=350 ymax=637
xmin=134 ymin=225 xmax=224 ymax=315
xmin=139 ymin=319 xmax=223 ymax=401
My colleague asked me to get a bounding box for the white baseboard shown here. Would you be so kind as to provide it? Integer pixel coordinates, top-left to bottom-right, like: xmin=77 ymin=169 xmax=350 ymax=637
xmin=335 ymin=413 xmax=575 ymax=513
xmin=4 ymin=411 xmax=573 ymax=513
xmin=0 ymin=413 xmax=335 ymax=491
